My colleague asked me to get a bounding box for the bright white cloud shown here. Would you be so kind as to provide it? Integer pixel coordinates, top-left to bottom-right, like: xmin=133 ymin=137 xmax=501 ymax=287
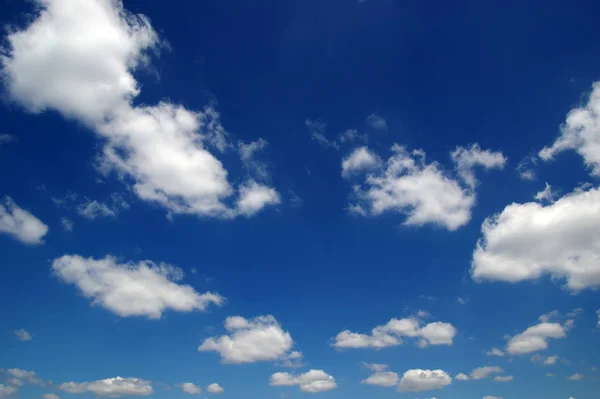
xmin=6 ymin=369 xmax=42 ymax=385
xmin=270 ymin=370 xmax=337 ymax=393
xmin=332 ymin=315 xmax=456 ymax=349
xmin=486 ymin=348 xmax=505 ymax=357
xmin=43 ymin=394 xmax=60 ymax=399
xmin=13 ymin=329 xmax=32 ymax=341
xmin=545 ymin=355 xmax=558 ymax=365
xmin=59 ymin=377 xmax=152 ymax=397
xmin=366 ymin=113 xmax=388 ymax=131
xmin=306 ymin=119 xmax=338 ymax=149
xmin=455 ymin=373 xmax=470 ymax=381
xmin=1 ymin=0 xmax=278 ymax=220
xmin=471 ymin=186 xmax=600 ymax=291
xmin=199 ymin=315 xmax=295 ymax=364
xmin=347 ymin=145 xmax=475 ymax=230
xmin=0 ymin=385 xmax=16 ymax=398
xmin=450 ymin=144 xmax=506 ymax=188
xmin=0 ymin=197 xmax=48 ymax=244
xmin=470 ymin=366 xmax=503 ymax=380
xmin=506 ymin=322 xmax=566 ymax=355
xmin=494 ymin=376 xmax=513 ymax=382
xmin=206 ymin=383 xmax=223 ymax=394
xmin=235 ymin=181 xmax=281 ymax=217
xmin=180 ymin=383 xmax=201 ymax=394
xmin=52 ymin=254 xmax=223 ymax=319
xmin=397 ymin=369 xmax=451 ymax=392
xmin=540 ymin=82 xmax=600 ymax=176
xmin=361 ymin=364 xmax=398 ymax=387
xmin=341 ymin=147 xmax=382 ymax=178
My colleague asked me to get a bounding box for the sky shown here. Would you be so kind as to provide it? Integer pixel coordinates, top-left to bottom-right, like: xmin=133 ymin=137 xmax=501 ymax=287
xmin=0 ymin=0 xmax=600 ymax=399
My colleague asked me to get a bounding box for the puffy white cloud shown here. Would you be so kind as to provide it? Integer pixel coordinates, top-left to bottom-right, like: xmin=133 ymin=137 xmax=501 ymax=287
xmin=43 ymin=394 xmax=60 ymax=399
xmin=277 ymin=351 xmax=304 ymax=369
xmin=470 ymin=366 xmax=503 ymax=380
xmin=545 ymin=355 xmax=558 ymax=365
xmin=52 ymin=254 xmax=223 ymax=319
xmin=206 ymin=383 xmax=223 ymax=394
xmin=361 ymin=364 xmax=399 ymax=387
xmin=332 ymin=315 xmax=456 ymax=349
xmin=0 ymin=197 xmax=48 ymax=244
xmin=486 ymin=348 xmax=505 ymax=357
xmin=306 ymin=119 xmax=338 ymax=149
xmin=13 ymin=329 xmax=32 ymax=341
xmin=180 ymin=383 xmax=201 ymax=394
xmin=0 ymin=385 xmax=16 ymax=398
xmin=450 ymin=144 xmax=506 ymax=188
xmin=347 ymin=145 xmax=475 ymax=230
xmin=1 ymin=0 xmax=278 ymax=220
xmin=506 ymin=322 xmax=566 ymax=355
xmin=270 ymin=370 xmax=337 ymax=393
xmin=6 ymin=369 xmax=42 ymax=385
xmin=540 ymin=82 xmax=600 ymax=176
xmin=339 ymin=129 xmax=368 ymax=143
xmin=455 ymin=373 xmax=470 ymax=381
xmin=341 ymin=147 xmax=382 ymax=178
xmin=567 ymin=373 xmax=582 ymax=381
xmin=235 ymin=181 xmax=280 ymax=217
xmin=397 ymin=369 xmax=451 ymax=392
xmin=471 ymin=186 xmax=600 ymax=291
xmin=199 ymin=315 xmax=295 ymax=364
xmin=59 ymin=377 xmax=152 ymax=397
xmin=366 ymin=113 xmax=388 ymax=131
xmin=494 ymin=376 xmax=513 ymax=382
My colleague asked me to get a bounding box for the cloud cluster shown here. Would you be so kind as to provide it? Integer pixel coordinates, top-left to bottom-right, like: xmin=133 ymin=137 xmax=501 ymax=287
xmin=59 ymin=377 xmax=152 ymax=396
xmin=52 ymin=255 xmax=224 ymax=318
xmin=270 ymin=370 xmax=337 ymax=393
xmin=0 ymin=197 xmax=48 ymax=244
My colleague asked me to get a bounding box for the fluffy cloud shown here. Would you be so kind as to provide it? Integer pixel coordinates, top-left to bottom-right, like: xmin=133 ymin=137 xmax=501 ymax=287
xmin=332 ymin=315 xmax=456 ymax=349
xmin=471 ymin=186 xmax=600 ymax=291
xmin=59 ymin=377 xmax=152 ymax=397
xmin=0 ymin=197 xmax=48 ymax=244
xmin=486 ymin=348 xmax=505 ymax=357
xmin=366 ymin=113 xmax=388 ymax=131
xmin=540 ymin=82 xmax=600 ymax=176
xmin=199 ymin=316 xmax=295 ymax=364
xmin=346 ymin=145 xmax=476 ymax=230
xmin=506 ymin=322 xmax=566 ymax=355
xmin=455 ymin=373 xmax=470 ymax=381
xmin=13 ymin=329 xmax=32 ymax=341
xmin=450 ymin=144 xmax=507 ymax=188
xmin=494 ymin=376 xmax=513 ymax=382
xmin=532 ymin=354 xmax=559 ymax=365
xmin=43 ymin=395 xmax=60 ymax=399
xmin=52 ymin=255 xmax=223 ymax=319
xmin=397 ymin=369 xmax=451 ymax=392
xmin=341 ymin=147 xmax=382 ymax=178
xmin=1 ymin=0 xmax=278 ymax=220
xmin=235 ymin=181 xmax=281 ymax=217
xmin=270 ymin=370 xmax=337 ymax=393
xmin=361 ymin=364 xmax=399 ymax=387
xmin=6 ymin=369 xmax=42 ymax=385
xmin=180 ymin=383 xmax=201 ymax=394
xmin=206 ymin=383 xmax=224 ymax=394
xmin=0 ymin=385 xmax=16 ymax=398
xmin=470 ymin=366 xmax=503 ymax=380
xmin=534 ymin=183 xmax=555 ymax=203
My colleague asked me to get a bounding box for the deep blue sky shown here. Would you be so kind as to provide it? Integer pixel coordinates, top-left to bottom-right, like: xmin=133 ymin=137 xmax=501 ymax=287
xmin=0 ymin=1 xmax=599 ymax=399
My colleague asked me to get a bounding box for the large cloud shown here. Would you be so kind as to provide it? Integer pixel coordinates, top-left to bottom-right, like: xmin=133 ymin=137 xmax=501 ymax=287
xmin=1 ymin=0 xmax=279 ymax=219
xmin=471 ymin=186 xmax=600 ymax=291
xmin=59 ymin=377 xmax=152 ymax=397
xmin=52 ymin=255 xmax=223 ymax=319
xmin=0 ymin=197 xmax=48 ymax=244
xmin=506 ymin=322 xmax=566 ymax=355
xmin=397 ymin=369 xmax=451 ymax=392
xmin=269 ymin=370 xmax=337 ymax=393
xmin=199 ymin=316 xmax=296 ymax=364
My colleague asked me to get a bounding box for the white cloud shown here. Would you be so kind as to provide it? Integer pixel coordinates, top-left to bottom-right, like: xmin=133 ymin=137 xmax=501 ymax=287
xmin=180 ymin=383 xmax=201 ymax=394
xmin=206 ymin=383 xmax=223 ymax=394
xmin=0 ymin=197 xmax=48 ymax=244
xmin=538 ymin=310 xmax=559 ymax=323
xmin=366 ymin=113 xmax=388 ymax=131
xmin=7 ymin=379 xmax=23 ymax=387
xmin=270 ymin=370 xmax=337 ymax=393
xmin=516 ymin=155 xmax=538 ymax=180
xmin=13 ymin=329 xmax=32 ymax=341
xmin=534 ymin=183 xmax=555 ymax=203
xmin=339 ymin=129 xmax=368 ymax=143
xmin=483 ymin=396 xmax=502 ymax=399
xmin=540 ymin=82 xmax=600 ymax=176
xmin=506 ymin=322 xmax=566 ymax=355
xmin=59 ymin=377 xmax=152 ymax=397
xmin=60 ymin=217 xmax=74 ymax=232
xmin=455 ymin=373 xmax=470 ymax=381
xmin=199 ymin=315 xmax=295 ymax=364
xmin=486 ymin=348 xmax=505 ymax=357
xmin=457 ymin=297 xmax=467 ymax=304
xmin=1 ymin=0 xmax=279 ymax=220
xmin=567 ymin=373 xmax=583 ymax=381
xmin=450 ymin=144 xmax=506 ymax=188
xmin=235 ymin=181 xmax=281 ymax=217
xmin=277 ymin=351 xmax=304 ymax=369
xmin=77 ymin=194 xmax=129 ymax=220
xmin=238 ymin=139 xmax=270 ymax=181
xmin=597 ymin=309 xmax=600 ymax=328
xmin=361 ymin=364 xmax=398 ymax=387
xmin=306 ymin=119 xmax=338 ymax=149
xmin=6 ymin=369 xmax=42 ymax=385
xmin=341 ymin=147 xmax=382 ymax=178
xmin=471 ymin=186 xmax=600 ymax=291
xmin=331 ymin=315 xmax=456 ymax=349
xmin=52 ymin=254 xmax=223 ymax=319
xmin=0 ymin=385 xmax=16 ymax=398
xmin=397 ymin=369 xmax=451 ymax=392
xmin=545 ymin=355 xmax=558 ymax=365
xmin=347 ymin=145 xmax=475 ymax=230
xmin=470 ymin=366 xmax=503 ymax=380
xmin=494 ymin=376 xmax=513 ymax=382
xmin=566 ymin=308 xmax=583 ymax=318
xmin=43 ymin=395 xmax=60 ymax=399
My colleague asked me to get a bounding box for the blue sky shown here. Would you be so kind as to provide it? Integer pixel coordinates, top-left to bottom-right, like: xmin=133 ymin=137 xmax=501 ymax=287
xmin=0 ymin=1 xmax=600 ymax=399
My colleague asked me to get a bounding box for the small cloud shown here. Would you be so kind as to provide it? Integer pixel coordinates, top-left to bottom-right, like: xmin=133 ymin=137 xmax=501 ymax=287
xmin=366 ymin=113 xmax=388 ymax=131
xmin=306 ymin=119 xmax=338 ymax=149
xmin=486 ymin=348 xmax=505 ymax=357
xmin=207 ymin=383 xmax=224 ymax=393
xmin=61 ymin=217 xmax=74 ymax=232
xmin=567 ymin=373 xmax=583 ymax=381
xmin=0 ymin=134 xmax=15 ymax=146
xmin=457 ymin=297 xmax=467 ymax=305
xmin=13 ymin=329 xmax=32 ymax=341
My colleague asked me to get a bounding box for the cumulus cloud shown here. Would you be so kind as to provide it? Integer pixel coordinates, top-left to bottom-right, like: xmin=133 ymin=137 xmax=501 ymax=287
xmin=366 ymin=113 xmax=388 ymax=131
xmin=341 ymin=147 xmax=382 ymax=178
xmin=0 ymin=197 xmax=48 ymax=244
xmin=0 ymin=385 xmax=16 ymax=398
xmin=59 ymin=377 xmax=152 ymax=397
xmin=235 ymin=181 xmax=281 ymax=217
xmin=486 ymin=348 xmax=505 ymax=357
xmin=361 ymin=364 xmax=399 ymax=387
xmin=346 ymin=145 xmax=476 ymax=230
xmin=540 ymin=82 xmax=600 ymax=176
xmin=306 ymin=119 xmax=338 ymax=149
xmin=397 ymin=369 xmax=451 ymax=392
xmin=471 ymin=186 xmax=600 ymax=291
xmin=180 ymin=383 xmax=201 ymax=394
xmin=494 ymin=376 xmax=513 ymax=382
xmin=199 ymin=316 xmax=295 ymax=364
xmin=13 ymin=329 xmax=32 ymax=341
xmin=506 ymin=322 xmax=566 ymax=355
xmin=270 ymin=370 xmax=337 ymax=393
xmin=450 ymin=144 xmax=507 ymax=188
xmin=538 ymin=310 xmax=560 ymax=323
xmin=470 ymin=366 xmax=503 ymax=380
xmin=331 ymin=315 xmax=456 ymax=349
xmin=455 ymin=373 xmax=470 ymax=381
xmin=52 ymin=254 xmax=223 ymax=319
xmin=206 ymin=383 xmax=223 ymax=394
xmin=1 ymin=0 xmax=278 ymax=220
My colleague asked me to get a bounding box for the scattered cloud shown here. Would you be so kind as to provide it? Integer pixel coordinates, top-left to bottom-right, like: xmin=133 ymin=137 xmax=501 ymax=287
xmin=494 ymin=376 xmax=514 ymax=382
xmin=60 ymin=217 xmax=74 ymax=231
xmin=470 ymin=366 xmax=503 ymax=380
xmin=471 ymin=186 xmax=600 ymax=291
xmin=13 ymin=329 xmax=32 ymax=341
xmin=199 ymin=316 xmax=295 ymax=364
xmin=5 ymin=369 xmax=42 ymax=386
xmin=339 ymin=129 xmax=368 ymax=143
xmin=238 ymin=138 xmax=271 ymax=181
xmin=567 ymin=373 xmax=583 ymax=381
xmin=450 ymin=144 xmax=507 ymax=188
xmin=597 ymin=309 xmax=600 ymax=328
xmin=0 ymin=134 xmax=15 ymax=146
xmin=341 ymin=147 xmax=382 ymax=178
xmin=235 ymin=181 xmax=281 ymax=217
xmin=59 ymin=377 xmax=152 ymax=396
xmin=516 ymin=155 xmax=538 ymax=180
xmin=483 ymin=396 xmax=502 ymax=399
xmin=534 ymin=183 xmax=555 ymax=203
xmin=306 ymin=119 xmax=338 ymax=149
xmin=77 ymin=194 xmax=129 ymax=220
xmin=455 ymin=373 xmax=470 ymax=381
xmin=361 ymin=364 xmax=399 ymax=387
xmin=506 ymin=322 xmax=566 ymax=355
xmin=270 ymin=370 xmax=337 ymax=393
xmin=0 ymin=197 xmax=48 ymax=244
xmin=531 ymin=354 xmax=559 ymax=365
xmin=566 ymin=308 xmax=583 ymax=318
xmin=397 ymin=369 xmax=451 ymax=392
xmin=180 ymin=383 xmax=201 ymax=394
xmin=207 ymin=383 xmax=224 ymax=394
xmin=52 ymin=254 xmax=224 ymax=318
xmin=366 ymin=113 xmax=388 ymax=131
xmin=486 ymin=348 xmax=505 ymax=357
